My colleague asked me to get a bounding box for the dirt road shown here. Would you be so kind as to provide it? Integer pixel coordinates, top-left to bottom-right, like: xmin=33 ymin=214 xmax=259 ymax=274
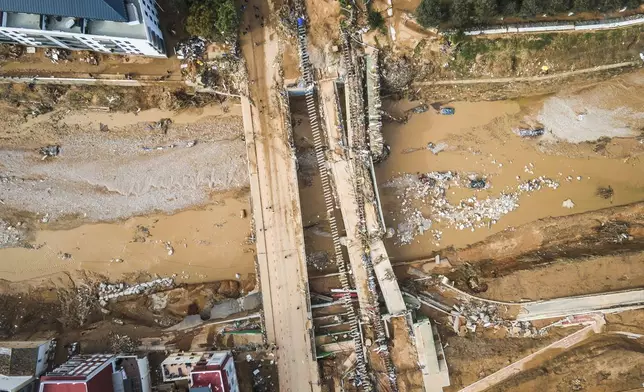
xmin=239 ymin=0 xmax=320 ymax=390
xmin=413 ymin=61 xmax=640 ymax=85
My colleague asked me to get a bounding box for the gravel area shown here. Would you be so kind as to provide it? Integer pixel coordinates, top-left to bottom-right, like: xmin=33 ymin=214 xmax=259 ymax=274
xmin=537 ymin=72 xmax=644 ymax=143
xmin=0 ymin=117 xmax=249 ymax=222
xmin=0 ymin=219 xmax=25 ymax=248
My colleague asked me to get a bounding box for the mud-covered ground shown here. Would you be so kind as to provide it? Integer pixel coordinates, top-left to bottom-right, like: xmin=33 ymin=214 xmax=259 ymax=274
xmin=380 ymin=69 xmax=644 ymax=392
xmin=0 ymin=84 xmax=255 ymax=285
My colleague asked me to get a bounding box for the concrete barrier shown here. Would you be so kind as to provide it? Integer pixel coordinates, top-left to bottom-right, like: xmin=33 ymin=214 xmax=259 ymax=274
xmin=448 ymin=13 xmax=644 ymax=36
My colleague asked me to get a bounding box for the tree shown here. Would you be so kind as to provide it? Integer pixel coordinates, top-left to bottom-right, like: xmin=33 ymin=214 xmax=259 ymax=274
xmin=573 ymin=0 xmax=598 ymax=11
xmin=416 ymin=0 xmax=444 ymax=27
xmin=186 ymin=0 xmax=239 ymax=41
xmin=502 ymin=0 xmax=519 ymax=15
xmin=214 ymin=0 xmax=240 ymax=39
xmin=450 ymin=0 xmax=473 ymax=27
xmin=186 ymin=0 xmax=217 ymax=39
xmin=368 ymin=9 xmax=386 ymax=30
xmin=474 ymin=0 xmax=499 ymax=22
xmin=547 ymin=0 xmax=572 ymax=13
xmin=599 ymin=0 xmax=622 ymax=10
xmin=521 ymin=0 xmax=543 ymax=15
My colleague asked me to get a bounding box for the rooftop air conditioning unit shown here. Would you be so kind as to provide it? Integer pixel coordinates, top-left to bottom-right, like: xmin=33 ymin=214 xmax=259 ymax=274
xmin=126 ymin=2 xmax=141 ymax=25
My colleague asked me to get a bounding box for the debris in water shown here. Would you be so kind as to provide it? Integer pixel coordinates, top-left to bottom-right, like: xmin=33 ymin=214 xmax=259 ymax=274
xmin=427 ymin=142 xmax=448 ymax=155
xmin=164 ymin=242 xmax=174 ymax=256
xmin=408 ymin=103 xmax=429 ymax=114
xmin=596 ymin=186 xmax=614 ymax=200
xmin=469 ymin=178 xmax=486 ymax=189
xmin=440 ymin=107 xmax=455 ymax=115
xmin=562 ymin=199 xmax=575 ymax=209
xmin=58 ymin=252 xmax=72 ymax=260
xmin=517 ymin=128 xmax=545 ymax=137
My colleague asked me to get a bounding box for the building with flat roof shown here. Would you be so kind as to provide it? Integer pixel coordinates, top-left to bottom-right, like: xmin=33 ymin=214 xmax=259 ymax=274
xmin=0 ymin=0 xmax=165 ymax=57
xmin=161 ymin=352 xmax=239 ymax=392
xmin=39 ymin=354 xmax=151 ymax=392
xmin=0 ymin=340 xmax=53 ymax=392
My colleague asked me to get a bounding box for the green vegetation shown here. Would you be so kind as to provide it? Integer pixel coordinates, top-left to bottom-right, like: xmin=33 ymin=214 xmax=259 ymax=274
xmin=416 ymin=0 xmax=643 ymax=28
xmin=368 ymin=9 xmax=386 ymax=31
xmin=445 ymin=25 xmax=642 ymax=76
xmin=186 ymin=0 xmax=240 ymax=42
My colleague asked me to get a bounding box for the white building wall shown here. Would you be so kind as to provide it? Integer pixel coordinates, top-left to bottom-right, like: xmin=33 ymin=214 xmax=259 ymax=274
xmin=223 ymin=356 xmax=239 ymax=392
xmin=34 ymin=341 xmax=51 ymax=377
xmin=136 ymin=357 xmax=152 ymax=392
xmin=0 ymin=26 xmax=165 ymax=56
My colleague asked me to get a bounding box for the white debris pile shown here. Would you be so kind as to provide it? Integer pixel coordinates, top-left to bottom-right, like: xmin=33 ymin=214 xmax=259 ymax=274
xmin=0 ymin=219 xmax=25 ymax=249
xmin=517 ymin=176 xmax=559 ymax=192
xmin=387 ymin=171 xmax=560 ymax=243
xmin=396 ymin=208 xmax=431 ymax=245
xmin=98 ymin=277 xmax=174 ymax=305
xmin=437 ymin=193 xmax=519 ymax=232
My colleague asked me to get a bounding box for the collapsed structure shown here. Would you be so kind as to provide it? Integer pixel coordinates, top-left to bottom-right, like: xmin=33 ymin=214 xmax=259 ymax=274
xmin=294 ymin=15 xmax=450 ymax=391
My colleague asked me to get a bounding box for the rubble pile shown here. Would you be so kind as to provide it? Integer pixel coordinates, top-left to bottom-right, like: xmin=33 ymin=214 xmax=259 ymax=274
xmin=452 ymin=300 xmax=541 ymax=337
xmin=98 ymin=277 xmax=174 ymax=305
xmin=44 ymin=48 xmax=71 ymax=63
xmin=0 ymin=219 xmax=25 ymax=248
xmin=175 ymin=38 xmax=207 ymax=61
xmin=306 ymin=251 xmax=331 ymax=271
xmin=388 ymin=171 xmax=560 ymax=244
xmin=39 ymin=145 xmax=61 ymax=158
xmin=380 ymin=54 xmax=415 ymax=91
xmin=108 ymin=333 xmax=139 ymax=353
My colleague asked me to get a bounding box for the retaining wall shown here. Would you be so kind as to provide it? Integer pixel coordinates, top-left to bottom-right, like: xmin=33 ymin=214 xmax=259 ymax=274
xmin=440 ymin=13 xmax=644 ymax=36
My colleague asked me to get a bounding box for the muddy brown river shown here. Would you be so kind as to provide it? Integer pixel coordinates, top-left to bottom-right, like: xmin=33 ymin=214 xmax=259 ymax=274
xmin=378 ymin=72 xmax=644 ymax=260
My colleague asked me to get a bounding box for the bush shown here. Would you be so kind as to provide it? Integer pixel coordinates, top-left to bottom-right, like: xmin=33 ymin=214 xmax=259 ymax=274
xmin=416 ymin=0 xmax=445 ymax=27
xmin=186 ymin=0 xmax=239 ymax=41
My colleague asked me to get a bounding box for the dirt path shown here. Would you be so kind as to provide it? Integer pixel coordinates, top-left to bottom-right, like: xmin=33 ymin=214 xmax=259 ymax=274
xmin=414 ymin=61 xmax=641 ymax=85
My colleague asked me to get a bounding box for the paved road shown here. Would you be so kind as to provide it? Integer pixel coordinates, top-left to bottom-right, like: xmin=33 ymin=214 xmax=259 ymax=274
xmin=239 ymin=0 xmax=320 ymax=391
xmin=459 ymin=316 xmax=605 ymax=392
xmin=517 ymin=289 xmax=644 ymax=321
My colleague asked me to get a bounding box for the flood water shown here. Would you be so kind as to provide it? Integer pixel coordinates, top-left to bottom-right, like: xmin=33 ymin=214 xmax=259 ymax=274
xmin=377 ymin=74 xmax=644 ymax=261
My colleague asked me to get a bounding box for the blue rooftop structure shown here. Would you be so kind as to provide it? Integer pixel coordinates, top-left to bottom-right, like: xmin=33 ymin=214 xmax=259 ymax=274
xmin=0 ymin=0 xmax=128 ymax=22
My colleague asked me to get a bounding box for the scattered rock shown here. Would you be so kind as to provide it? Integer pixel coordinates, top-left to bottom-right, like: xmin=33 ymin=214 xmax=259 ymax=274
xmin=39 ymin=145 xmax=61 ymax=159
